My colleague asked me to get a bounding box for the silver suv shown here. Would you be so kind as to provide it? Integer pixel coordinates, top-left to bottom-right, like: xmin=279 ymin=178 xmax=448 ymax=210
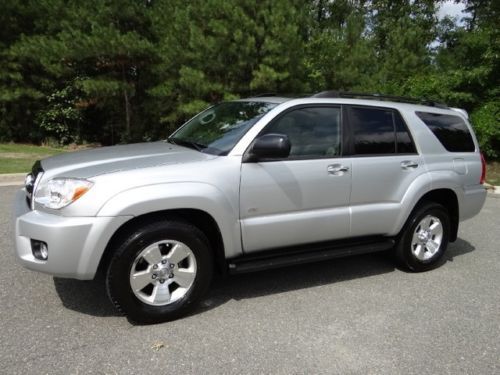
xmin=13 ymin=92 xmax=487 ymax=323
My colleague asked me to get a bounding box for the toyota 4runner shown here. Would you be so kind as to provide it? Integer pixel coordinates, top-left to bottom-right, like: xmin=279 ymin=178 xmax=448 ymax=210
xmin=13 ymin=91 xmax=487 ymax=323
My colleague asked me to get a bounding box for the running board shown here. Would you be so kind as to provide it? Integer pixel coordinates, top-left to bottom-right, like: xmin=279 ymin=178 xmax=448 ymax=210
xmin=228 ymin=238 xmax=395 ymax=274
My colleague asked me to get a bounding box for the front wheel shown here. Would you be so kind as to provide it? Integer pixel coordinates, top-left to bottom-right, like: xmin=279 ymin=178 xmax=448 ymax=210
xmin=106 ymin=220 xmax=213 ymax=324
xmin=395 ymin=202 xmax=450 ymax=272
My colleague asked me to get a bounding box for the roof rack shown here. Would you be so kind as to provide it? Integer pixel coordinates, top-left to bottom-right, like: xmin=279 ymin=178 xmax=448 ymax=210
xmin=252 ymin=93 xmax=278 ymax=97
xmin=312 ymin=91 xmax=448 ymax=109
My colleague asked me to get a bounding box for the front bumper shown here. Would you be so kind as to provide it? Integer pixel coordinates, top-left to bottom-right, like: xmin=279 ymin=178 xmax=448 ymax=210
xmin=13 ymin=189 xmax=131 ymax=280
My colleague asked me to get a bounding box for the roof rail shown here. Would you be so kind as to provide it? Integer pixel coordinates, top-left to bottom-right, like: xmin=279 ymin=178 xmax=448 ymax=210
xmin=311 ymin=91 xmax=448 ymax=109
xmin=252 ymin=93 xmax=278 ymax=97
xmin=450 ymin=107 xmax=469 ymax=119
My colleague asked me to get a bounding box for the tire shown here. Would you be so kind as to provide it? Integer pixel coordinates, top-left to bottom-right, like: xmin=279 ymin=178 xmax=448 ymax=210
xmin=395 ymin=202 xmax=450 ymax=272
xmin=106 ymin=220 xmax=213 ymax=324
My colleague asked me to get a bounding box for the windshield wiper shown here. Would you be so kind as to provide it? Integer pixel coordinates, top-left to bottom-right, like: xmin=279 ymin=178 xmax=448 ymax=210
xmin=168 ymin=137 xmax=206 ymax=152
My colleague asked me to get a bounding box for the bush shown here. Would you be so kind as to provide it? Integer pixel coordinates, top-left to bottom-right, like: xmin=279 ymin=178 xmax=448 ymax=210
xmin=470 ymin=101 xmax=500 ymax=160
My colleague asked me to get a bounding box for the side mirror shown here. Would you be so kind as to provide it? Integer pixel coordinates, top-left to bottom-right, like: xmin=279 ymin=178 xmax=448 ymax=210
xmin=244 ymin=133 xmax=291 ymax=162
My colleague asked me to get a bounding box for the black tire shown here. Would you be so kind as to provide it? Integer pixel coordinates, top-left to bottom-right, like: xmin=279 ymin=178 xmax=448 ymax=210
xmin=395 ymin=202 xmax=450 ymax=272
xmin=106 ymin=220 xmax=213 ymax=324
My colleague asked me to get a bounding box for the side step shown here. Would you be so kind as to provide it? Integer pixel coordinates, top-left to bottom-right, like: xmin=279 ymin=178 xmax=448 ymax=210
xmin=228 ymin=238 xmax=395 ymax=274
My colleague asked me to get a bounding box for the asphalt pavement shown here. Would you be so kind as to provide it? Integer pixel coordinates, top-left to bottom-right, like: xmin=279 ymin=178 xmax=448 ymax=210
xmin=1 ymin=185 xmax=499 ymax=374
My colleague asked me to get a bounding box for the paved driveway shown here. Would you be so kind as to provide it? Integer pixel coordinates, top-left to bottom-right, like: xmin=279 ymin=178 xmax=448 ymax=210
xmin=1 ymin=186 xmax=499 ymax=374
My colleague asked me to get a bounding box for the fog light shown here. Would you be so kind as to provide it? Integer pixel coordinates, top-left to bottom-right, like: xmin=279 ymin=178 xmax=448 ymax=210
xmin=31 ymin=239 xmax=48 ymax=260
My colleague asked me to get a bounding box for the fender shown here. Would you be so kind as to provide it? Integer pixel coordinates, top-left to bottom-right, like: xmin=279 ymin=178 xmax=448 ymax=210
xmin=390 ymin=170 xmax=461 ymax=235
xmin=429 ymin=170 xmax=463 ymax=198
xmin=97 ymin=182 xmax=242 ymax=258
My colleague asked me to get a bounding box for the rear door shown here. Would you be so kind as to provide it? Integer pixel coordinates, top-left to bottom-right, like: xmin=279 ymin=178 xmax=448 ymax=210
xmin=346 ymin=105 xmax=424 ymax=237
xmin=239 ymin=105 xmax=352 ymax=252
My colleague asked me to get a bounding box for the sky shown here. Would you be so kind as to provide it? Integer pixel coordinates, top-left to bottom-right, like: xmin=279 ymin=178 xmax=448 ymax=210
xmin=438 ymin=0 xmax=467 ymax=21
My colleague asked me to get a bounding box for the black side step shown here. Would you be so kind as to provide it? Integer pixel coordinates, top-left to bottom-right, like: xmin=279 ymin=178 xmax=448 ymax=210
xmin=228 ymin=238 xmax=395 ymax=274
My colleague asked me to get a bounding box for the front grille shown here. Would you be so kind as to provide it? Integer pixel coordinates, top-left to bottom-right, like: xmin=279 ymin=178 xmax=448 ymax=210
xmin=25 ymin=160 xmax=43 ymax=209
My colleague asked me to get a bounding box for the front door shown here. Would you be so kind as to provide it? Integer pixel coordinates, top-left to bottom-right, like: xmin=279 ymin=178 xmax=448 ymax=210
xmin=239 ymin=105 xmax=351 ymax=252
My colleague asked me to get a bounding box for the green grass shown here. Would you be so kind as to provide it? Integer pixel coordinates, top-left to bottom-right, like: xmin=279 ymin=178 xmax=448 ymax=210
xmin=0 ymin=143 xmax=65 ymax=174
xmin=0 ymin=158 xmax=41 ymax=174
xmin=0 ymin=143 xmax=63 ymax=155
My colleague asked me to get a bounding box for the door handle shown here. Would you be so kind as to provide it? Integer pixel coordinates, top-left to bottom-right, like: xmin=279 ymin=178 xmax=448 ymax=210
xmin=327 ymin=164 xmax=349 ymax=175
xmin=401 ymin=160 xmax=419 ymax=170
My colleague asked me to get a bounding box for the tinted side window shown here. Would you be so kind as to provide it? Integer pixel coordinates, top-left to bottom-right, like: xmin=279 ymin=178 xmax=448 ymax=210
xmin=262 ymin=106 xmax=341 ymax=158
xmin=416 ymin=112 xmax=475 ymax=152
xmin=395 ymin=111 xmax=416 ymax=153
xmin=349 ymin=107 xmax=395 ymax=154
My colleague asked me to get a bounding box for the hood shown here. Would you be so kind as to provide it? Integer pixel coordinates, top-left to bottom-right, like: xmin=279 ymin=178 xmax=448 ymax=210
xmin=40 ymin=141 xmax=216 ymax=179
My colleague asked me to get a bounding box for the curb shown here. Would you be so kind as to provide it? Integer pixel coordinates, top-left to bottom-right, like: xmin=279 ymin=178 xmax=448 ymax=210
xmin=484 ymin=183 xmax=500 ymax=196
xmin=0 ymin=173 xmax=26 ymax=187
xmin=487 ymin=189 xmax=500 ymax=198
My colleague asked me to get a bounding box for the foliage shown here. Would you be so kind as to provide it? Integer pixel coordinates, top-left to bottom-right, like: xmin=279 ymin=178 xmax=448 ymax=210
xmin=0 ymin=0 xmax=498 ymax=157
xmin=38 ymin=85 xmax=83 ymax=144
xmin=470 ymin=102 xmax=500 ymax=160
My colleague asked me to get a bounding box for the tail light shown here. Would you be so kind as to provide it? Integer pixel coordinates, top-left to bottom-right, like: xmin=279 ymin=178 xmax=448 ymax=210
xmin=480 ymin=153 xmax=486 ymax=184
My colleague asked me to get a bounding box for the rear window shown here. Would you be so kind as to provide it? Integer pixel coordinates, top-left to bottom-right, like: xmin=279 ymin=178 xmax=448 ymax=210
xmin=416 ymin=112 xmax=475 ymax=152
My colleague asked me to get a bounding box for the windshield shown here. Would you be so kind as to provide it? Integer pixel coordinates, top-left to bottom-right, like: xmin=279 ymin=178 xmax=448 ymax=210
xmin=169 ymin=101 xmax=277 ymax=155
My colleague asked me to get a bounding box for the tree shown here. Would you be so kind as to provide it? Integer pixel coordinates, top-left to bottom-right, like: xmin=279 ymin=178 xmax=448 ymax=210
xmin=403 ymin=0 xmax=499 ymax=158
xmin=0 ymin=1 xmax=48 ymax=142
xmin=0 ymin=0 xmax=497 ymax=158
xmin=367 ymin=0 xmax=440 ymax=94
xmin=149 ymin=0 xmax=309 ymax=135
xmin=6 ymin=0 xmax=157 ymax=144
xmin=306 ymin=0 xmax=375 ymax=91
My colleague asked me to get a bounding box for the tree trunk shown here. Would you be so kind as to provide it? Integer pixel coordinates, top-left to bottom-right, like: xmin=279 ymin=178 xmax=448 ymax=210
xmin=122 ymin=65 xmax=131 ymax=140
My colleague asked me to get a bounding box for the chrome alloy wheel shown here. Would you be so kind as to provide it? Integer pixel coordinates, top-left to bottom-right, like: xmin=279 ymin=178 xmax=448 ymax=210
xmin=411 ymin=215 xmax=444 ymax=261
xmin=129 ymin=240 xmax=197 ymax=306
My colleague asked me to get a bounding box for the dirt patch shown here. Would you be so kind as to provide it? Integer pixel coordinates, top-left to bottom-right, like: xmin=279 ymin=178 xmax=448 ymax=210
xmin=0 ymin=153 xmax=53 ymax=159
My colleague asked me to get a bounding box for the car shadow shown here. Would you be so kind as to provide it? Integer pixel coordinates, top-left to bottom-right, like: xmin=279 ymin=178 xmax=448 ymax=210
xmin=53 ymin=274 xmax=119 ymax=317
xmin=53 ymin=237 xmax=476 ymax=321
xmin=444 ymin=237 xmax=476 ymax=260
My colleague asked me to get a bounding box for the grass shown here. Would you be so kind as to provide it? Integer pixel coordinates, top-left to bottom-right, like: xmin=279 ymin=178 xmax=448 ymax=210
xmin=0 ymin=143 xmax=65 ymax=174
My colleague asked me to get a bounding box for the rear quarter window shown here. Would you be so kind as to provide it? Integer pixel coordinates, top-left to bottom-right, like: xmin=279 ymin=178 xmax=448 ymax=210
xmin=416 ymin=112 xmax=475 ymax=152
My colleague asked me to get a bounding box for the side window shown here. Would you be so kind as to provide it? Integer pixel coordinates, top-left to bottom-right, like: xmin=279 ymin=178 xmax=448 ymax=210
xmin=349 ymin=106 xmax=416 ymax=155
xmin=261 ymin=106 xmax=341 ymax=158
xmin=349 ymin=106 xmax=396 ymax=155
xmin=415 ymin=112 xmax=475 ymax=152
xmin=395 ymin=111 xmax=416 ymax=154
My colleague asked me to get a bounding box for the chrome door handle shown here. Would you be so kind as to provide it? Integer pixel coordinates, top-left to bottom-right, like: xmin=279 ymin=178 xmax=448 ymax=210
xmin=401 ymin=160 xmax=419 ymax=170
xmin=327 ymin=164 xmax=349 ymax=175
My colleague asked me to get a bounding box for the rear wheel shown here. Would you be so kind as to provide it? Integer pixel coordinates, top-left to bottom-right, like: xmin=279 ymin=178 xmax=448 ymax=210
xmin=106 ymin=220 xmax=213 ymax=324
xmin=395 ymin=202 xmax=450 ymax=272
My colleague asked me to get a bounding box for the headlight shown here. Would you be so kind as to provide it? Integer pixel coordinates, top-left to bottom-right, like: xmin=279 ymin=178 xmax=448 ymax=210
xmin=34 ymin=178 xmax=94 ymax=209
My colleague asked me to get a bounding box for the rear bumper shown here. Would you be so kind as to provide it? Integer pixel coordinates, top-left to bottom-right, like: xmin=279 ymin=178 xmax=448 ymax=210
xmin=460 ymin=185 xmax=487 ymax=221
xmin=13 ymin=189 xmax=131 ymax=280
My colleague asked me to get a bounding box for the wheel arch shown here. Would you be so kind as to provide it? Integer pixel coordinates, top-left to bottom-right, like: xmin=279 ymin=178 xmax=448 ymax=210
xmin=97 ymin=209 xmax=228 ymax=277
xmin=403 ymin=188 xmax=459 ymax=242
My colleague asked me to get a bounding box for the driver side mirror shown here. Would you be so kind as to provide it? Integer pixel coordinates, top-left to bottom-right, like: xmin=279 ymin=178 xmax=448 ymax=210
xmin=244 ymin=133 xmax=291 ymax=162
